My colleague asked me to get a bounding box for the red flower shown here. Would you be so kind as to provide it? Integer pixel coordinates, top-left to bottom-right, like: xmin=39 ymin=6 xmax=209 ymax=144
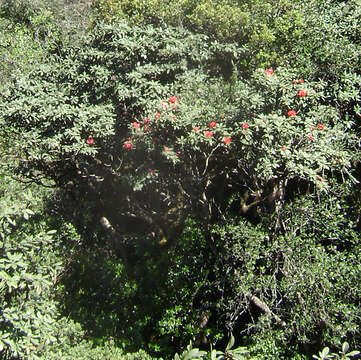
xmin=155 ymin=112 xmax=161 ymax=119
xmin=223 ymin=137 xmax=232 ymax=145
xmin=293 ymin=79 xmax=305 ymax=84
xmin=132 ymin=122 xmax=141 ymax=129
xmin=317 ymin=123 xmax=325 ymax=130
xmin=317 ymin=176 xmax=323 ymax=182
xmin=265 ymin=68 xmax=274 ymax=76
xmin=281 ymin=146 xmax=287 ymax=151
xmin=144 ymin=118 xmax=150 ymax=125
xmin=169 ymin=96 xmax=178 ymax=104
xmin=242 ymin=123 xmax=249 ymax=130
xmin=149 ymin=169 xmax=155 ymax=175
xmin=163 ymin=146 xmax=171 ymax=152
xmin=308 ymin=135 xmax=313 ymax=141
xmin=192 ymin=126 xmax=200 ymax=131
xmin=287 ymin=110 xmax=297 ymax=117
xmin=209 ymin=121 xmax=217 ymax=128
xmin=204 ymin=131 xmax=213 ymax=138
xmin=124 ymin=142 xmax=133 ymax=149
xmin=297 ymin=90 xmax=308 ymax=97
xmin=86 ymin=137 xmax=94 ymax=146
xmin=144 ymin=125 xmax=150 ymax=132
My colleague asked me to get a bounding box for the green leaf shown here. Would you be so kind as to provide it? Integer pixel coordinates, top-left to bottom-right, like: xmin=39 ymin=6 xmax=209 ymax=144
xmin=225 ymin=333 xmax=235 ymax=352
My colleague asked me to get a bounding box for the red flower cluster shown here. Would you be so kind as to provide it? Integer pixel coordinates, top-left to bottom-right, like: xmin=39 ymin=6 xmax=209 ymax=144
xmin=169 ymin=96 xmax=178 ymax=104
xmin=86 ymin=137 xmax=94 ymax=146
xmin=204 ymin=131 xmax=213 ymax=138
xmin=297 ymin=90 xmax=308 ymax=97
xmin=287 ymin=110 xmax=297 ymax=117
xmin=155 ymin=112 xmax=161 ymax=119
xmin=209 ymin=121 xmax=217 ymax=128
xmin=317 ymin=123 xmax=325 ymax=130
xmin=193 ymin=126 xmax=200 ymax=131
xmin=132 ymin=122 xmax=141 ymax=129
xmin=124 ymin=142 xmax=133 ymax=149
xmin=265 ymin=68 xmax=274 ymax=76
xmin=223 ymin=137 xmax=232 ymax=145
xmin=242 ymin=123 xmax=249 ymax=130
xmin=293 ymin=79 xmax=305 ymax=84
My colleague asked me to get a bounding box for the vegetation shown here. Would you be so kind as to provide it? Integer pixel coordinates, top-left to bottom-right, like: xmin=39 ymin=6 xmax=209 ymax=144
xmin=0 ymin=0 xmax=360 ymax=359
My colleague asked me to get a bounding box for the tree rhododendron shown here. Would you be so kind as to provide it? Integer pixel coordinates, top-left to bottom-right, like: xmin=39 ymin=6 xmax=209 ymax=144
xmin=132 ymin=122 xmax=141 ymax=129
xmin=204 ymin=131 xmax=213 ymax=138
xmin=192 ymin=126 xmax=200 ymax=131
xmin=242 ymin=123 xmax=249 ymax=129
xmin=265 ymin=68 xmax=274 ymax=76
xmin=209 ymin=121 xmax=217 ymax=128
xmin=317 ymin=123 xmax=325 ymax=130
xmin=155 ymin=112 xmax=161 ymax=119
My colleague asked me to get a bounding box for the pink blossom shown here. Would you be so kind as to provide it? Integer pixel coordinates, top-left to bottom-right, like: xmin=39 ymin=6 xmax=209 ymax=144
xmin=86 ymin=137 xmax=94 ymax=146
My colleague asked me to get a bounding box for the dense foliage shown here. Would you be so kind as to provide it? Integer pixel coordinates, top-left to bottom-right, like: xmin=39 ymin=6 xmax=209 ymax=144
xmin=0 ymin=0 xmax=360 ymax=359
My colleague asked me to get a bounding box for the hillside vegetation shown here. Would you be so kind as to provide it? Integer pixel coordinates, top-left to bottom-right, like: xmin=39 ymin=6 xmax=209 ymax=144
xmin=0 ymin=0 xmax=360 ymax=359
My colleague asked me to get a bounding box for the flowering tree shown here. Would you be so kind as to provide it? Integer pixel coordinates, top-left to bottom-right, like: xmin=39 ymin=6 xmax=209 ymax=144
xmin=0 ymin=22 xmax=357 ymax=263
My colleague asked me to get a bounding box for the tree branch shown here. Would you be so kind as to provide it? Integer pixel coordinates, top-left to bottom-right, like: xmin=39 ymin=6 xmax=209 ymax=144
xmin=246 ymin=293 xmax=286 ymax=328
